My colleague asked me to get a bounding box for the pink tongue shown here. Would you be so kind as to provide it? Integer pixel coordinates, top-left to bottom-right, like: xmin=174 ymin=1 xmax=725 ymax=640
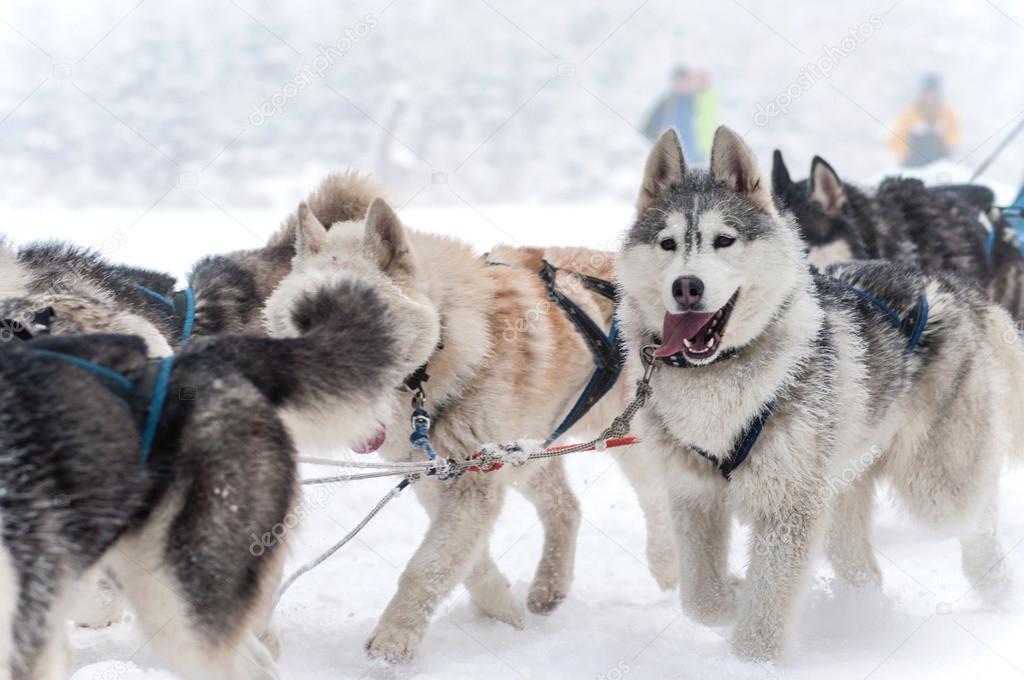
xmin=353 ymin=423 xmax=387 ymax=454
xmin=655 ymin=311 xmax=716 ymax=358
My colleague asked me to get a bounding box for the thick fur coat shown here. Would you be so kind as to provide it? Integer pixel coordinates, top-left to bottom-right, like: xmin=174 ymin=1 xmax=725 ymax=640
xmin=264 ymin=196 xmax=673 ymax=662
xmin=616 ymin=127 xmax=1024 ymax=661
xmin=0 ymin=277 xmax=436 ymax=679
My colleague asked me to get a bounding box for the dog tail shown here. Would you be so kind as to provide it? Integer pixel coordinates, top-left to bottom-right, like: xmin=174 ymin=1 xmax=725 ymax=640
xmin=270 ymin=170 xmax=384 ymax=249
xmin=985 ymin=308 xmax=1024 ymax=461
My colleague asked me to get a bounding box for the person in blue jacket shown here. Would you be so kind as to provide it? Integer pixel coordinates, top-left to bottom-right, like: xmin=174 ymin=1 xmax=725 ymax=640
xmin=643 ymin=66 xmax=703 ymax=162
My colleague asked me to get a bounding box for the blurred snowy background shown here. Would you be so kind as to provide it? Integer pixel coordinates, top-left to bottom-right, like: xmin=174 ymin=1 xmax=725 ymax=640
xmin=4 ymin=2 xmax=1024 ymax=678
xmin=1 ymin=0 xmax=1022 ymax=214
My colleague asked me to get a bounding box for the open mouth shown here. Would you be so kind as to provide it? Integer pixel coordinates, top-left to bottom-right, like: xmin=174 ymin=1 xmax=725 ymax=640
xmin=352 ymin=422 xmax=387 ymax=454
xmin=654 ymin=290 xmax=739 ymax=363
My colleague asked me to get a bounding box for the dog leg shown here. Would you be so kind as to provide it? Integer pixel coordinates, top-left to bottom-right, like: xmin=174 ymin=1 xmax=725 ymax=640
xmin=667 ymin=480 xmax=739 ymax=625
xmin=825 ymin=474 xmax=882 ymax=588
xmin=614 ymin=446 xmax=678 ymax=591
xmin=732 ymin=499 xmax=824 ymax=662
xmin=516 ymin=458 xmax=581 ymax=614
xmin=27 ymin=632 xmax=68 ymax=680
xmin=68 ymin=567 xmax=125 ymax=629
xmin=960 ymin=492 xmax=1012 ymax=604
xmin=367 ymin=475 xmax=504 ymax=663
xmin=26 ymin=592 xmax=72 ymax=680
xmin=463 ymin=550 xmax=525 ymax=628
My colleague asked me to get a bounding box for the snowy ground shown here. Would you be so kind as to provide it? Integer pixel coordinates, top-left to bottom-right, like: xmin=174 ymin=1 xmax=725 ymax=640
xmin=4 ymin=206 xmax=1024 ymax=680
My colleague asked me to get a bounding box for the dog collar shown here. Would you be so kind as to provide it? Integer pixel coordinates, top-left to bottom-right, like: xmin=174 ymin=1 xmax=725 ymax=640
xmin=653 ymin=343 xmax=740 ymax=369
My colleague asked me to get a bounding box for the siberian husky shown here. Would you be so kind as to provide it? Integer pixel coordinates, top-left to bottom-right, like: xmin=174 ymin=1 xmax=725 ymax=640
xmin=0 ymin=274 xmax=438 ymax=679
xmin=616 ymin=126 xmax=1024 ymax=660
xmin=264 ymin=196 xmax=674 ymax=662
xmin=772 ymin=151 xmax=1024 ymax=321
xmin=0 ymin=172 xmax=380 ymax=629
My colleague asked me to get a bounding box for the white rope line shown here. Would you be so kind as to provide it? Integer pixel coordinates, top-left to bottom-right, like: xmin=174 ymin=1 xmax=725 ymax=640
xmin=272 ymin=476 xmax=417 ymax=611
xmin=275 ymin=359 xmax=657 ymax=613
xmin=298 ymin=456 xmax=434 ymax=470
xmin=301 ymin=469 xmax=415 ymax=486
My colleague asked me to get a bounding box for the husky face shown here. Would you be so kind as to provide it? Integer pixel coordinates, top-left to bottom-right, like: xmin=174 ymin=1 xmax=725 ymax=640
xmin=618 ymin=127 xmax=806 ymax=365
xmin=771 ymin=151 xmax=863 ymax=268
xmin=264 ymin=198 xmax=442 ymax=452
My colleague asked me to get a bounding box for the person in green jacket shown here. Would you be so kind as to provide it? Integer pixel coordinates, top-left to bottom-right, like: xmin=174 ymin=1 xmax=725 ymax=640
xmin=692 ymin=69 xmax=719 ymax=162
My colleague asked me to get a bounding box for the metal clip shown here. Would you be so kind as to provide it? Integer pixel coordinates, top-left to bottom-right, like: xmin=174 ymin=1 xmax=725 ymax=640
xmin=640 ymin=344 xmax=658 ymax=384
xmin=411 ymin=409 xmax=431 ymax=430
xmin=411 ymin=387 xmax=426 ymax=411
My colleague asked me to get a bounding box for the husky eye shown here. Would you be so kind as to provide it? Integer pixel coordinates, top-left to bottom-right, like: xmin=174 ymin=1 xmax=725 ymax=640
xmin=331 ymin=255 xmax=338 ymax=264
xmin=659 ymin=238 xmax=677 ymax=251
xmin=713 ymin=235 xmax=736 ymax=249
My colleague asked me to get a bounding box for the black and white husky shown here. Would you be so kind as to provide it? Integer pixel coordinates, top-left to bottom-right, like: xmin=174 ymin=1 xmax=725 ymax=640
xmin=616 ymin=126 xmax=1024 ymax=661
xmin=0 ymin=273 xmax=438 ymax=679
xmin=771 ymin=152 xmax=1024 ymax=321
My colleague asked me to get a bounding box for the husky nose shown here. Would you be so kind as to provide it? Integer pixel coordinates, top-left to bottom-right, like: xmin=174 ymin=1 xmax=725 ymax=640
xmin=672 ymin=276 xmax=704 ymax=309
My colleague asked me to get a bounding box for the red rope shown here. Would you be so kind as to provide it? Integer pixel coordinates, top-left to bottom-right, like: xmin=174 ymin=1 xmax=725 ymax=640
xmin=468 ymin=435 xmax=640 ymax=473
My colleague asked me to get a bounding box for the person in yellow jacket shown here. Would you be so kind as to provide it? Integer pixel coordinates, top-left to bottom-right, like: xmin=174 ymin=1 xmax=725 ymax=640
xmin=891 ymin=74 xmax=960 ymax=168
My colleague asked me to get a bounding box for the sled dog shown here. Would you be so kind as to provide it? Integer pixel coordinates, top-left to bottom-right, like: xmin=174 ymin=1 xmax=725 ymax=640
xmin=616 ymin=126 xmax=1024 ymax=660
xmin=0 ymin=267 xmax=437 ymax=679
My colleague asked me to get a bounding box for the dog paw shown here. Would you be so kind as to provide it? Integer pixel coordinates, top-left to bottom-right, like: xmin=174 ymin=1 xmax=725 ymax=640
xmin=73 ymin=610 xmax=125 ymax=629
xmin=731 ymin=616 xmax=784 ymax=662
xmin=526 ymin=582 xmax=567 ymax=615
xmin=471 ymin=585 xmax=526 ymax=629
xmin=365 ymin=625 xmax=423 ymax=663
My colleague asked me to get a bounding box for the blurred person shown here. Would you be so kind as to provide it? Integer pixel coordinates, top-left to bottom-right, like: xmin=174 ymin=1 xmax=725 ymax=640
xmin=890 ymin=74 xmax=960 ymax=167
xmin=692 ymin=68 xmax=719 ymax=161
xmin=644 ymin=66 xmax=706 ymax=162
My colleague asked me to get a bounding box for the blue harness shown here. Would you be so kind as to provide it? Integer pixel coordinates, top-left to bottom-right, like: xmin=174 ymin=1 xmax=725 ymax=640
xmin=677 ymin=282 xmax=930 ymax=480
xmin=135 ymin=285 xmax=196 ymax=344
xmin=1003 ymin=187 xmax=1024 ymax=249
xmin=31 ymin=349 xmax=174 ymax=465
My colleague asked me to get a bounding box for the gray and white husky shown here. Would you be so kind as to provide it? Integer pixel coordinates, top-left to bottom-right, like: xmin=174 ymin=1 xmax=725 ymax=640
xmin=0 ymin=272 xmax=437 ymax=679
xmin=616 ymin=126 xmax=1024 ymax=661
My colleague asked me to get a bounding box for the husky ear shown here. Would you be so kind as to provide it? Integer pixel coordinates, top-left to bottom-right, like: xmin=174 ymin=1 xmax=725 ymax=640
xmin=809 ymin=156 xmax=846 ymax=215
xmin=771 ymin=150 xmax=792 ymax=195
xmin=710 ymin=126 xmax=774 ymax=213
xmin=637 ymin=128 xmax=686 ymax=214
xmin=365 ymin=197 xmax=412 ymax=272
xmin=295 ymin=202 xmax=327 ymax=256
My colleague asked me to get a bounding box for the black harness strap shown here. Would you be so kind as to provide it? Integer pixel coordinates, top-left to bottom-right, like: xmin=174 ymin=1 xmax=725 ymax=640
xmin=413 ymin=258 xmax=623 ymax=447
xmin=537 ymin=260 xmax=623 ymax=445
